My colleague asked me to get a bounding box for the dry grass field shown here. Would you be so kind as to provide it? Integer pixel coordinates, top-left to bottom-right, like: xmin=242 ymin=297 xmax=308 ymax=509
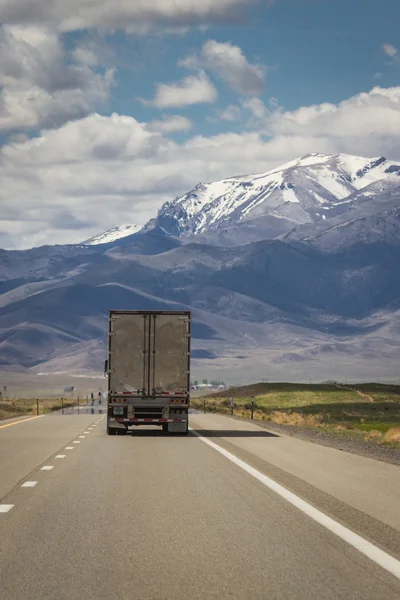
xmin=191 ymin=383 xmax=400 ymax=447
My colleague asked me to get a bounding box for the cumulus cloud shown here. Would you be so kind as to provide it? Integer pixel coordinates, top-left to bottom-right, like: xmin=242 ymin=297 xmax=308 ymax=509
xmin=0 ymin=25 xmax=114 ymax=131
xmin=219 ymin=106 xmax=242 ymax=121
xmin=0 ymin=0 xmax=260 ymax=33
xmin=181 ymin=39 xmax=266 ymax=95
xmin=147 ymin=115 xmax=192 ymax=133
xmin=242 ymin=97 xmax=268 ymax=119
xmin=143 ymin=71 xmax=218 ymax=109
xmin=1 ymin=86 xmax=400 ymax=249
xmin=382 ymin=43 xmax=398 ymax=58
xmin=264 ymin=87 xmax=400 ymax=147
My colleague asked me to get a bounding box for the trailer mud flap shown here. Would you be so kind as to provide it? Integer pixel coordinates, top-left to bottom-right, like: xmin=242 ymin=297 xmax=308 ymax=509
xmin=168 ymin=421 xmax=188 ymax=433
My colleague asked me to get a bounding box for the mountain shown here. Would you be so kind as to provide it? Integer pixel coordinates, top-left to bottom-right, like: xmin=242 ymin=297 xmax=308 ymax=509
xmin=143 ymin=153 xmax=400 ymax=245
xmin=83 ymin=224 xmax=141 ymax=245
xmin=1 ymin=153 xmax=400 ymax=383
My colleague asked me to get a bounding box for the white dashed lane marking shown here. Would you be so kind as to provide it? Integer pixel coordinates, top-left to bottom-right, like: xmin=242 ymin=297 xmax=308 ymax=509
xmin=1 ymin=424 xmax=97 ymax=516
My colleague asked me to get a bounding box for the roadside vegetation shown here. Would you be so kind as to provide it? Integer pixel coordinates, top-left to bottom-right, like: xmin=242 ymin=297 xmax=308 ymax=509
xmin=190 ymin=383 xmax=400 ymax=448
xmin=0 ymin=398 xmax=78 ymax=420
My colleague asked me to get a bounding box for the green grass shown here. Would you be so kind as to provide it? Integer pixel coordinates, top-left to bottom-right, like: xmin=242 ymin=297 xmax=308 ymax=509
xmin=191 ymin=382 xmax=400 ymax=447
xmin=352 ymin=422 xmax=394 ymax=434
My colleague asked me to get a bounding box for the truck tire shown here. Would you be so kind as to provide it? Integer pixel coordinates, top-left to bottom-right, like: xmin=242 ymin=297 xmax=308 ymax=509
xmin=162 ymin=423 xmax=168 ymax=433
xmin=107 ymin=425 xmax=118 ymax=435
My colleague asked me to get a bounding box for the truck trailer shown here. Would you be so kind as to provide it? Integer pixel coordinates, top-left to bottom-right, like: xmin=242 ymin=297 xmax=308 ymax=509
xmin=105 ymin=310 xmax=191 ymax=435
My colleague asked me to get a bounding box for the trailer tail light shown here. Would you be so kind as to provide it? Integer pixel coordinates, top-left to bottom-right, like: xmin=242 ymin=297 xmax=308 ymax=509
xmin=169 ymin=398 xmax=187 ymax=405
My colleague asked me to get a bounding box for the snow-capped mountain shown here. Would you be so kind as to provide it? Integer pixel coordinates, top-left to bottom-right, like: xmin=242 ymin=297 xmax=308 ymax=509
xmin=144 ymin=153 xmax=400 ymax=240
xmin=83 ymin=224 xmax=141 ymax=245
xmin=1 ymin=151 xmax=400 ymax=380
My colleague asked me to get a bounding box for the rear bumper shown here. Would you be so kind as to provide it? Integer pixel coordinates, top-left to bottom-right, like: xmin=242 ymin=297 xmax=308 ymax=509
xmin=109 ymin=418 xmax=186 ymax=424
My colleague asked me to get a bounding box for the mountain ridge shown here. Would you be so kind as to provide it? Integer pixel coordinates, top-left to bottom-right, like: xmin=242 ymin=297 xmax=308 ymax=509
xmin=80 ymin=152 xmax=400 ymax=248
xmin=1 ymin=152 xmax=400 ymax=382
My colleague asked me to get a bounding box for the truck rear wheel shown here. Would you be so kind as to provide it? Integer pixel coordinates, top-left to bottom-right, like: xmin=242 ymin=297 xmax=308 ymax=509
xmin=107 ymin=425 xmax=118 ymax=435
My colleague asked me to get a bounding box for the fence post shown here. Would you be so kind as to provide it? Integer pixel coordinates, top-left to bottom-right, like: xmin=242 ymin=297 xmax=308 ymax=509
xmin=36 ymin=399 xmax=39 ymax=416
xmin=203 ymin=397 xmax=206 ymax=414
xmin=230 ymin=397 xmax=234 ymax=416
xmin=61 ymin=397 xmax=64 ymax=415
xmin=251 ymin=396 xmax=254 ymax=420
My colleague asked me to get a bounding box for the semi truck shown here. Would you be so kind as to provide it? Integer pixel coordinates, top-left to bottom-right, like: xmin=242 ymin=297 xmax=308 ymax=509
xmin=105 ymin=310 xmax=191 ymax=435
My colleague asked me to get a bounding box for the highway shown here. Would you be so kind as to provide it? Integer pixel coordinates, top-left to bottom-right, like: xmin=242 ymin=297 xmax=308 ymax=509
xmin=1 ymin=409 xmax=400 ymax=599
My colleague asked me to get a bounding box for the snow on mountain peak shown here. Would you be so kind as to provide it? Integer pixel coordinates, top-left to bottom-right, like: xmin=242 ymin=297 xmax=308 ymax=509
xmin=148 ymin=153 xmax=399 ymax=239
xmin=83 ymin=224 xmax=141 ymax=245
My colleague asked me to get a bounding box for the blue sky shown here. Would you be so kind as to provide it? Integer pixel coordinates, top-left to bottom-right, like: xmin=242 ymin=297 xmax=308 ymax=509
xmin=0 ymin=0 xmax=399 ymax=248
xmin=78 ymin=0 xmax=400 ymax=123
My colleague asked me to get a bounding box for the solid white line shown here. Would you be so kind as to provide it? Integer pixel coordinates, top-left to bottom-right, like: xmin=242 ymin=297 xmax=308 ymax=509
xmin=65 ymin=447 xmax=74 ymax=450
xmin=190 ymin=428 xmax=400 ymax=581
xmin=21 ymin=481 xmax=38 ymax=487
xmin=40 ymin=466 xmax=54 ymax=471
xmin=55 ymin=455 xmax=66 ymax=459
xmin=0 ymin=504 xmax=14 ymax=513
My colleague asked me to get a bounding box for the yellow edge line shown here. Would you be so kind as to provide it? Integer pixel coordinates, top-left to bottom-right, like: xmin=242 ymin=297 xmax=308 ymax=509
xmin=0 ymin=415 xmax=44 ymax=429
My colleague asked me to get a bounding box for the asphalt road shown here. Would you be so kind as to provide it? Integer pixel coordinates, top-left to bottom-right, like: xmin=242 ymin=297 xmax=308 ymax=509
xmin=1 ymin=411 xmax=399 ymax=600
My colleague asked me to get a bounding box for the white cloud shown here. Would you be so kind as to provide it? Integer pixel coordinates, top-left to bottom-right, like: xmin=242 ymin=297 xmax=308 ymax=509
xmin=219 ymin=105 xmax=242 ymax=121
xmin=181 ymin=39 xmax=266 ymax=95
xmin=0 ymin=0 xmax=260 ymax=33
xmin=264 ymin=87 xmax=400 ymax=147
xmin=144 ymin=71 xmax=218 ymax=109
xmin=0 ymin=25 xmax=114 ymax=131
xmin=1 ymin=86 xmax=400 ymax=249
xmin=242 ymin=97 xmax=268 ymax=119
xmin=71 ymin=45 xmax=99 ymax=67
xmin=147 ymin=115 xmax=192 ymax=133
xmin=382 ymin=43 xmax=398 ymax=58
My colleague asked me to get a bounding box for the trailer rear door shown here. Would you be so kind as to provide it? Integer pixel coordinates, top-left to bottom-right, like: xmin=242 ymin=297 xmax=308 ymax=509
xmin=149 ymin=313 xmax=190 ymax=395
xmin=109 ymin=313 xmax=148 ymax=395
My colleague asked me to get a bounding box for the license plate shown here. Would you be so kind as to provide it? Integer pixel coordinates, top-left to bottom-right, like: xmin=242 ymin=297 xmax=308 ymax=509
xmin=113 ymin=407 xmax=124 ymax=416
